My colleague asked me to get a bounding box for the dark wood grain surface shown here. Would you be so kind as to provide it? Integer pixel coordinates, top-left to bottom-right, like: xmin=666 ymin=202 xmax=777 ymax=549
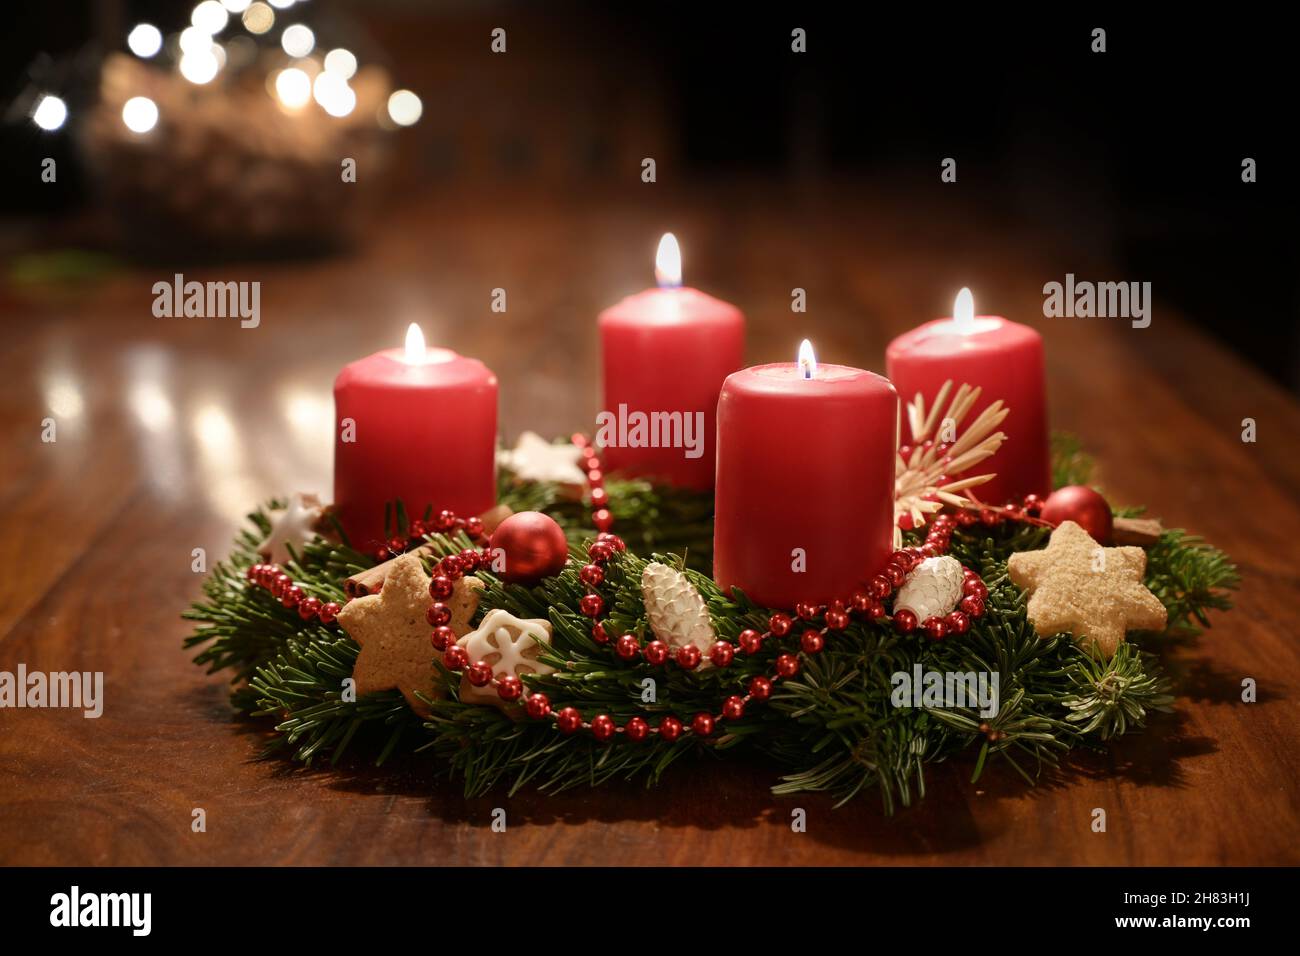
xmin=2 ymin=187 xmax=1297 ymax=866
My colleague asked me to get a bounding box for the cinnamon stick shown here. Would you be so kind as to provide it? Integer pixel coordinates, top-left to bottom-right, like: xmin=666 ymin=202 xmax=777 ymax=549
xmin=1112 ymin=516 xmax=1164 ymax=547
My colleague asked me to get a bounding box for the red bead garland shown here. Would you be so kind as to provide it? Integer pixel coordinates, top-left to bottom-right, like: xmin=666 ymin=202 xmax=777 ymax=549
xmin=245 ymin=469 xmax=1044 ymax=750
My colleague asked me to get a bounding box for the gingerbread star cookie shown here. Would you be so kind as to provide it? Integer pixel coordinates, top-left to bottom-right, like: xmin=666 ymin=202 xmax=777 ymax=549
xmin=337 ymin=553 xmax=482 ymax=716
xmin=258 ymin=492 xmax=327 ymax=565
xmin=1008 ymin=520 xmax=1167 ymax=659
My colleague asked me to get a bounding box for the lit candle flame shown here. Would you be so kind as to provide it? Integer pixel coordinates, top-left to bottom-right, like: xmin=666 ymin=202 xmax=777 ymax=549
xmin=798 ymin=339 xmax=817 ymax=380
xmin=954 ymin=287 xmax=975 ymax=332
xmin=404 ymin=323 xmax=427 ymax=364
xmin=655 ymin=232 xmax=682 ymax=288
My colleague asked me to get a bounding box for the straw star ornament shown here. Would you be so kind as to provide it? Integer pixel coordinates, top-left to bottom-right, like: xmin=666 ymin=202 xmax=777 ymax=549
xmin=893 ymin=381 xmax=1008 ymax=546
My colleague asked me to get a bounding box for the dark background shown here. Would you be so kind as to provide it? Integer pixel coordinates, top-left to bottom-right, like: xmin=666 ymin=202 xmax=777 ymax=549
xmin=3 ymin=2 xmax=1294 ymax=390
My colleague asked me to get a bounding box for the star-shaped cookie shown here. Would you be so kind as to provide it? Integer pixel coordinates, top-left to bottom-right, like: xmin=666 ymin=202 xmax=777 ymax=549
xmin=258 ymin=492 xmax=326 ymax=565
xmin=1007 ymin=520 xmax=1167 ymax=659
xmin=499 ymin=431 xmax=586 ymax=487
xmin=337 ymin=553 xmax=481 ymax=716
xmin=456 ymin=609 xmax=555 ymax=708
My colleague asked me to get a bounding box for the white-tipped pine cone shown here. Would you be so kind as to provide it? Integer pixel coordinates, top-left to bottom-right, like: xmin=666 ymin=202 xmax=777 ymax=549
xmin=893 ymin=556 xmax=964 ymax=622
xmin=641 ymin=562 xmax=716 ymax=655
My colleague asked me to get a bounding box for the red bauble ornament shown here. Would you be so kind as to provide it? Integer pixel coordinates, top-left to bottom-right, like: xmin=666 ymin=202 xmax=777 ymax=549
xmin=748 ymin=676 xmax=773 ymax=701
xmin=525 ymin=693 xmax=551 ymax=720
xmin=488 ymin=511 xmax=570 ymax=585
xmin=709 ymin=641 xmax=735 ymax=668
xmin=644 ymin=640 xmax=669 ymax=665
xmin=691 ymin=712 xmax=715 ymax=737
xmin=1040 ymin=485 xmax=1114 ymax=543
xmin=722 ymin=696 xmax=745 ymax=720
xmin=738 ymin=629 xmax=763 ymax=654
xmin=318 ymin=601 xmax=341 ymax=625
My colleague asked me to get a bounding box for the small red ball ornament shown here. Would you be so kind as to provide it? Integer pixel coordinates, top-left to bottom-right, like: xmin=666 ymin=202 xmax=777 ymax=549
xmin=488 ymin=511 xmax=571 ymax=585
xmin=525 ymin=693 xmax=552 ymax=720
xmin=644 ymin=640 xmax=669 ymax=665
xmin=1040 ymin=485 xmax=1114 ymax=543
xmin=625 ymin=716 xmax=650 ymax=742
xmin=691 ymin=712 xmax=715 ymax=737
xmin=557 ymin=707 xmax=582 ymax=734
xmin=591 ymin=714 xmax=615 ymax=741
xmin=748 ymin=676 xmax=773 ymax=700
xmin=659 ymin=715 xmax=684 ymax=741
xmin=800 ymin=630 xmax=824 ymax=654
xmin=496 ymin=675 xmax=523 ymax=702
xmin=775 ymin=653 xmax=800 ymax=678
xmin=709 ymin=641 xmax=736 ymax=667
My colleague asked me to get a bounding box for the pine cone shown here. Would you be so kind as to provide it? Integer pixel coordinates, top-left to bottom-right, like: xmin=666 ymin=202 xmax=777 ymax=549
xmin=641 ymin=562 xmax=715 ymax=654
xmin=893 ymin=556 xmax=964 ymax=621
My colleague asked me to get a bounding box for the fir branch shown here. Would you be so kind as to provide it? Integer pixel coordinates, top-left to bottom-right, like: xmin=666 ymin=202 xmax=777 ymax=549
xmin=1051 ymin=431 xmax=1094 ymax=488
xmin=1142 ymin=529 xmax=1239 ymax=635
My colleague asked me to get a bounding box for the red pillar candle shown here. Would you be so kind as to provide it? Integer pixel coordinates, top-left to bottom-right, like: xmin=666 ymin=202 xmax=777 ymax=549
xmin=597 ymin=233 xmax=744 ymax=489
xmin=714 ymin=341 xmax=898 ymax=609
xmin=334 ymin=324 xmax=498 ymax=551
xmin=885 ymin=288 xmax=1050 ymax=504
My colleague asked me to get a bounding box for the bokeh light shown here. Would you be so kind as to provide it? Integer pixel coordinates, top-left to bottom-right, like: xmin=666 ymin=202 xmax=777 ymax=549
xmin=242 ymin=2 xmax=274 ymax=34
xmin=127 ymin=23 xmax=163 ymax=58
xmin=281 ymin=24 xmax=315 ymax=57
xmin=121 ymin=96 xmax=159 ymax=133
xmin=275 ymin=67 xmax=312 ymax=109
xmin=179 ymin=49 xmax=220 ymax=84
xmin=387 ymin=89 xmax=422 ymax=126
xmin=323 ymin=48 xmax=357 ymax=79
xmin=191 ymin=1 xmax=229 ymax=34
xmin=313 ymin=71 xmax=356 ymax=117
xmin=32 ymin=94 xmax=68 ymax=131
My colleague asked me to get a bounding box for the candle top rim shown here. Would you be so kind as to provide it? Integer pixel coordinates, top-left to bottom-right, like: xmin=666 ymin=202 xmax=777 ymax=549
xmin=599 ymin=285 xmax=744 ymax=327
xmin=334 ymin=346 xmax=498 ymax=389
xmin=726 ymin=362 xmax=896 ymax=396
xmin=887 ymin=315 xmax=1042 ymax=357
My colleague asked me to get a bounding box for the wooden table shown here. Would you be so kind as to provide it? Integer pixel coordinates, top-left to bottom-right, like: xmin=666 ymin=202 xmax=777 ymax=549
xmin=2 ymin=186 xmax=1297 ymax=866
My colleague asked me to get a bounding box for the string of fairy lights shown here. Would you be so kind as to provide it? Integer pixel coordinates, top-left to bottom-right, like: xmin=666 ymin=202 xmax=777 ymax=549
xmin=28 ymin=0 xmax=423 ymax=136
